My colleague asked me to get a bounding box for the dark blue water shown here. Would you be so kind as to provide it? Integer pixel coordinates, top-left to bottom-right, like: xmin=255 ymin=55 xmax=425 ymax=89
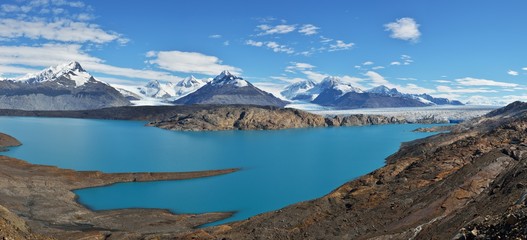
xmin=0 ymin=117 xmax=441 ymax=225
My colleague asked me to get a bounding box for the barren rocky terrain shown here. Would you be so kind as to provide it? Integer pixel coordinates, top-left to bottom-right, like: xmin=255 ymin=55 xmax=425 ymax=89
xmin=0 ymin=134 xmax=237 ymax=239
xmin=2 ymin=102 xmax=527 ymax=239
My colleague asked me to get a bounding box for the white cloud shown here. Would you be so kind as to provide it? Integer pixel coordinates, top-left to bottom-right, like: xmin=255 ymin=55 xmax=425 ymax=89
xmin=303 ymin=70 xmax=327 ymax=82
xmin=364 ymin=71 xmax=433 ymax=94
xmin=209 ymin=34 xmax=222 ymax=38
xmin=266 ymin=41 xmax=294 ymax=54
xmin=329 ymin=40 xmax=354 ymax=51
xmin=465 ymin=95 xmax=527 ymax=106
xmin=390 ymin=61 xmax=401 ymax=65
xmin=0 ymin=44 xmax=184 ymax=82
xmin=0 ymin=65 xmax=40 ymax=77
xmin=299 ymin=24 xmax=319 ymax=35
xmin=245 ymin=39 xmax=264 ymax=47
xmin=0 ymin=18 xmax=127 ymax=44
xmin=384 ymin=17 xmax=421 ymax=42
xmin=270 ymin=76 xmax=307 ymax=84
xmin=341 ymin=75 xmax=366 ymax=89
xmin=508 ymin=70 xmax=519 ymax=76
xmin=523 ymin=67 xmax=527 ymax=71
xmin=456 ymin=77 xmax=518 ymax=87
xmin=252 ymin=82 xmax=288 ymax=100
xmin=363 ymin=61 xmax=374 ymax=66
xmin=320 ymin=36 xmax=332 ymax=43
xmin=436 ymin=85 xmax=497 ymax=93
xmin=257 ymin=24 xmax=296 ymax=35
xmin=372 ymin=66 xmax=384 ymax=70
xmin=1 ymin=4 xmax=22 ymax=12
xmin=397 ymin=77 xmax=417 ymax=81
xmin=365 ymin=71 xmax=390 ymax=86
xmin=147 ymin=50 xmax=241 ymax=76
xmin=434 ymin=80 xmax=451 ymax=83
xmin=401 ymin=55 xmax=413 ymax=65
xmin=285 ymin=62 xmax=315 ymax=73
xmin=246 ymin=40 xmax=294 ymax=54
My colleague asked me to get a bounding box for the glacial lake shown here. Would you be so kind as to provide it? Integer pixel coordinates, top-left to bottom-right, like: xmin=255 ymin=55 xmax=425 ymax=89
xmin=0 ymin=117 xmax=442 ymax=225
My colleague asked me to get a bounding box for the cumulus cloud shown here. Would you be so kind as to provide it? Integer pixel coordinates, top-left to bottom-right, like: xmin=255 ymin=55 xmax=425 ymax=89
xmin=508 ymin=70 xmax=519 ymax=76
xmin=257 ymin=24 xmax=296 ymax=35
xmin=329 ymin=40 xmax=354 ymax=51
xmin=523 ymin=67 xmax=527 ymax=71
xmin=363 ymin=61 xmax=374 ymax=66
xmin=208 ymin=34 xmax=222 ymax=38
xmin=456 ymin=77 xmax=518 ymax=87
xmin=299 ymin=24 xmax=319 ymax=35
xmin=0 ymin=44 xmax=185 ymax=82
xmin=384 ymin=17 xmax=421 ymax=42
xmin=146 ymin=50 xmax=242 ymax=76
xmin=390 ymin=61 xmax=401 ymax=65
xmin=0 ymin=18 xmax=127 ymax=44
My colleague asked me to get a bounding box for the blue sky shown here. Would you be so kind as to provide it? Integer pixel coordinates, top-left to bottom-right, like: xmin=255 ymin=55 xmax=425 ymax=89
xmin=0 ymin=0 xmax=526 ymax=104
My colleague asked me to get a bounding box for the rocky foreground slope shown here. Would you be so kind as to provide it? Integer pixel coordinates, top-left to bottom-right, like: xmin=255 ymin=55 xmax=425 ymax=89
xmin=160 ymin=101 xmax=527 ymax=239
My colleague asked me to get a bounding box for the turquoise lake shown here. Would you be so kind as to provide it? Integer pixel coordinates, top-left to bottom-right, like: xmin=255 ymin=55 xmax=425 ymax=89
xmin=0 ymin=117 xmax=441 ymax=225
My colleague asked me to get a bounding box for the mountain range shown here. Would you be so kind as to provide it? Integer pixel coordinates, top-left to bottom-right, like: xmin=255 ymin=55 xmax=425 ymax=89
xmin=282 ymin=77 xmax=463 ymax=108
xmin=0 ymin=62 xmax=464 ymax=110
xmin=0 ymin=61 xmax=130 ymax=110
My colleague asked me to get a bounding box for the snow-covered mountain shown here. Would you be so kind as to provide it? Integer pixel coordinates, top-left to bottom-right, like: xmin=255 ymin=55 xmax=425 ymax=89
xmin=0 ymin=61 xmax=130 ymax=110
xmin=112 ymin=75 xmax=209 ymax=105
xmin=281 ymin=76 xmax=361 ymax=102
xmin=366 ymin=85 xmax=403 ymax=96
xmin=173 ymin=75 xmax=208 ymax=97
xmin=280 ymin=80 xmax=317 ymax=101
xmin=17 ymin=61 xmax=96 ymax=87
xmin=283 ymin=78 xmax=463 ymax=109
xmin=174 ymin=71 xmax=288 ymax=107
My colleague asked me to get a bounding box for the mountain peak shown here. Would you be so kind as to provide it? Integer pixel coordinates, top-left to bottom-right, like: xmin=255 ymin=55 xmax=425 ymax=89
xmin=145 ymin=80 xmax=161 ymax=88
xmin=212 ymin=71 xmax=248 ymax=87
xmin=17 ymin=61 xmax=93 ymax=86
xmin=63 ymin=61 xmax=83 ymax=71
xmin=214 ymin=70 xmax=238 ymax=81
xmin=367 ymin=85 xmax=401 ymax=95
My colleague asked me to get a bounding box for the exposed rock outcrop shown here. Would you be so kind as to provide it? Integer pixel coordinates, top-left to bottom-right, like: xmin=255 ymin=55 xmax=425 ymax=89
xmin=148 ymin=106 xmax=327 ymax=131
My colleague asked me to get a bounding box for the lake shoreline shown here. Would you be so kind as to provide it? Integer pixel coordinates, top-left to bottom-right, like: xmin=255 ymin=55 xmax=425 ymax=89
xmin=0 ymin=104 xmax=476 ymax=132
xmin=0 ymin=134 xmax=239 ymax=239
